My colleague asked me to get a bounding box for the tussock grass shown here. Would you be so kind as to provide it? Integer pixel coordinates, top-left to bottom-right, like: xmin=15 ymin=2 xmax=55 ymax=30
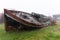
xmin=0 ymin=22 xmax=60 ymax=40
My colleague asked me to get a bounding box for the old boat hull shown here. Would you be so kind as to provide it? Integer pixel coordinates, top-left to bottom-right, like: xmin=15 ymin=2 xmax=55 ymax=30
xmin=4 ymin=9 xmax=43 ymax=31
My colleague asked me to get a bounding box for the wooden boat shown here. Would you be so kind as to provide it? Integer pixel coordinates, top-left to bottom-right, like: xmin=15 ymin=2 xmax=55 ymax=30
xmin=4 ymin=9 xmax=43 ymax=31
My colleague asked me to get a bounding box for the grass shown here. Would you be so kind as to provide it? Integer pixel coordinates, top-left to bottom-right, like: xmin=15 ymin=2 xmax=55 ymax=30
xmin=0 ymin=22 xmax=60 ymax=40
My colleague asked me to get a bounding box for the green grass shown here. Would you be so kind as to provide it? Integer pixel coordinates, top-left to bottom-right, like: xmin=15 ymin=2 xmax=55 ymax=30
xmin=0 ymin=22 xmax=60 ymax=40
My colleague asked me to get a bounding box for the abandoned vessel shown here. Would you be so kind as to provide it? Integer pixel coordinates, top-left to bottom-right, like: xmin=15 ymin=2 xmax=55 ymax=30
xmin=4 ymin=9 xmax=56 ymax=31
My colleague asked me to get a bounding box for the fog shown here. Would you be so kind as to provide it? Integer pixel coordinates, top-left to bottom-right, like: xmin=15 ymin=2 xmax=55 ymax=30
xmin=0 ymin=0 xmax=60 ymax=16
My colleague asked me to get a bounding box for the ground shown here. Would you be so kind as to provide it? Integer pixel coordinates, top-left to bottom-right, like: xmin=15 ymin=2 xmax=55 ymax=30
xmin=0 ymin=21 xmax=60 ymax=40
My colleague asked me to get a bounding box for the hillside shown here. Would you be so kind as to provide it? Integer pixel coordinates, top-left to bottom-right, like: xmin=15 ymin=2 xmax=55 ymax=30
xmin=0 ymin=14 xmax=4 ymax=23
xmin=0 ymin=22 xmax=60 ymax=40
xmin=53 ymin=14 xmax=60 ymax=20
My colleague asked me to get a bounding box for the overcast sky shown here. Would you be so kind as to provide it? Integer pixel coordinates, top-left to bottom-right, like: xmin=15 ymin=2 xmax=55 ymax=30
xmin=0 ymin=0 xmax=60 ymax=16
